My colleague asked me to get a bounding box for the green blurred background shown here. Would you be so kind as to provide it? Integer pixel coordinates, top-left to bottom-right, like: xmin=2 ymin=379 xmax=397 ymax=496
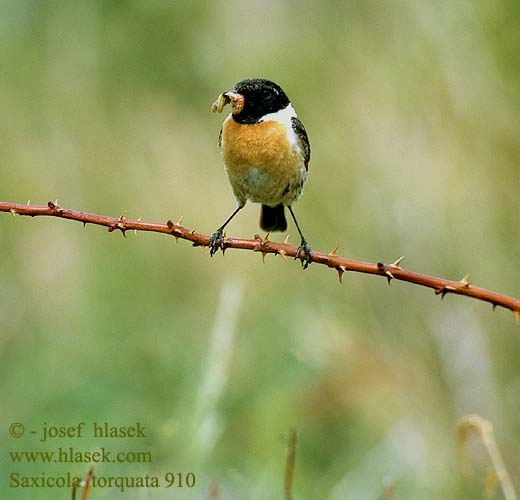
xmin=1 ymin=1 xmax=520 ymax=498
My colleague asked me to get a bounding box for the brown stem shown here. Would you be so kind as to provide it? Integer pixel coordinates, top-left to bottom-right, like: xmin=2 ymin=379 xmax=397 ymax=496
xmin=81 ymin=467 xmax=94 ymax=500
xmin=284 ymin=429 xmax=297 ymax=500
xmin=1 ymin=201 xmax=519 ymax=321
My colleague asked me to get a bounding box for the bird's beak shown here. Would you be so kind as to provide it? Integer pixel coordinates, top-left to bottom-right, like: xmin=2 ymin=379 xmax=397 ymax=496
xmin=211 ymin=90 xmax=244 ymax=115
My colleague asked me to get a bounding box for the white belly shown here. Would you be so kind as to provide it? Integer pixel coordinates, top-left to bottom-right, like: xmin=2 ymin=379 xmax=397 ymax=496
xmin=226 ymin=164 xmax=307 ymax=206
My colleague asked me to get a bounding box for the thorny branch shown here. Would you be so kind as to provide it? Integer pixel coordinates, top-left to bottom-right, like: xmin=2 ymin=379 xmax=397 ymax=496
xmin=2 ymin=201 xmax=520 ymax=322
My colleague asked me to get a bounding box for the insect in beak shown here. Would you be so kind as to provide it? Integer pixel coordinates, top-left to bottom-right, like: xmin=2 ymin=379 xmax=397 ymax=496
xmin=211 ymin=91 xmax=244 ymax=115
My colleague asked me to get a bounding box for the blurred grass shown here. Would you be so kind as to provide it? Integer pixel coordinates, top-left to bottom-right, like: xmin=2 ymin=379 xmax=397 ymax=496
xmin=1 ymin=1 xmax=520 ymax=499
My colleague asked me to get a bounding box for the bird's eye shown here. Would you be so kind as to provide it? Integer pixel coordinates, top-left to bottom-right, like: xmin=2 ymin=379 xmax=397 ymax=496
xmin=261 ymin=89 xmax=271 ymax=99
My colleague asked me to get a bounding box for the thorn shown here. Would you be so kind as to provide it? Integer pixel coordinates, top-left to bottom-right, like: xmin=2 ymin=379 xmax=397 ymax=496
xmin=278 ymin=249 xmax=288 ymax=260
xmin=492 ymin=303 xmax=497 ymax=311
xmin=83 ymin=222 xmax=86 ymax=228
xmin=134 ymin=217 xmax=141 ymax=235
xmin=435 ymin=285 xmax=456 ymax=299
xmin=9 ymin=209 xmax=17 ymax=216
xmin=26 ymin=200 xmax=30 ymax=205
xmin=264 ymin=232 xmax=271 ymax=241
xmin=47 ymin=200 xmax=64 ymax=214
xmin=54 ymin=198 xmax=59 ymax=206
xmin=514 ymin=310 xmax=520 ymax=325
xmin=389 ymin=256 xmax=404 ymax=269
xmin=254 ymin=233 xmax=270 ymax=259
xmin=383 ymin=264 xmax=395 ymax=284
xmin=253 ymin=234 xmax=267 ymax=253
xmin=337 ymin=265 xmax=347 ymax=283
xmin=460 ymin=274 xmax=471 ymax=287
xmin=377 ymin=262 xmax=393 ymax=285
xmin=116 ymin=214 xmax=127 ymax=236
xmin=329 ymin=247 xmax=338 ymax=256
xmin=166 ymin=221 xmax=181 ymax=242
xmin=176 ymin=215 xmax=184 ymax=226
xmin=283 ymin=234 xmax=290 ymax=245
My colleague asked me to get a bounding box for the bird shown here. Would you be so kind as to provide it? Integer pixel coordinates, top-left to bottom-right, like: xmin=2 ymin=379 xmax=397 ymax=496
xmin=209 ymin=78 xmax=312 ymax=268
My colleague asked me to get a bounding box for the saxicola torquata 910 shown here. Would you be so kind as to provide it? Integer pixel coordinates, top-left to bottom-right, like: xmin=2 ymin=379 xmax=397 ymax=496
xmin=210 ymin=78 xmax=312 ymax=268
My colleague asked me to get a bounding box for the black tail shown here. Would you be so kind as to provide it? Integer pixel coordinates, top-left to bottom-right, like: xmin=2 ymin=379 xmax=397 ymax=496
xmin=260 ymin=204 xmax=287 ymax=232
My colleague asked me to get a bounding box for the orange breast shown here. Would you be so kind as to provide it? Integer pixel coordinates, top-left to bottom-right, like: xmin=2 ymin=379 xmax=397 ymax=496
xmin=222 ymin=117 xmax=299 ymax=177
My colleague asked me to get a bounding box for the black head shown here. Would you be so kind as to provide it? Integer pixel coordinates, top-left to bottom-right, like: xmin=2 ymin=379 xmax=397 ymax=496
xmin=231 ymin=78 xmax=290 ymax=124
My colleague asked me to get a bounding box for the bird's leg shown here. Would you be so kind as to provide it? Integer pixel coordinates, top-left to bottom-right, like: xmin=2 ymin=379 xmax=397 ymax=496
xmin=209 ymin=205 xmax=243 ymax=256
xmin=288 ymin=206 xmax=313 ymax=269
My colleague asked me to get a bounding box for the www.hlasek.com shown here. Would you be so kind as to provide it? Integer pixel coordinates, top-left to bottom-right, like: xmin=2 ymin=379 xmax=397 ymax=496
xmin=10 ymin=447 xmax=151 ymax=464
xmin=10 ymin=472 xmax=196 ymax=492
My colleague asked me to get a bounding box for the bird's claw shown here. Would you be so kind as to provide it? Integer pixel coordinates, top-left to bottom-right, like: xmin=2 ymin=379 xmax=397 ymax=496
xmin=295 ymin=240 xmax=313 ymax=269
xmin=209 ymin=229 xmax=225 ymax=257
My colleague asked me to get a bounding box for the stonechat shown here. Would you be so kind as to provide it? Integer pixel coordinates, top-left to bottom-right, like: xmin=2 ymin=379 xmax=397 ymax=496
xmin=210 ymin=78 xmax=312 ymax=268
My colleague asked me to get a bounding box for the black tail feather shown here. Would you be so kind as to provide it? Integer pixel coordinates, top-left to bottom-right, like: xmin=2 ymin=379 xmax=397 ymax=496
xmin=260 ymin=204 xmax=287 ymax=232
